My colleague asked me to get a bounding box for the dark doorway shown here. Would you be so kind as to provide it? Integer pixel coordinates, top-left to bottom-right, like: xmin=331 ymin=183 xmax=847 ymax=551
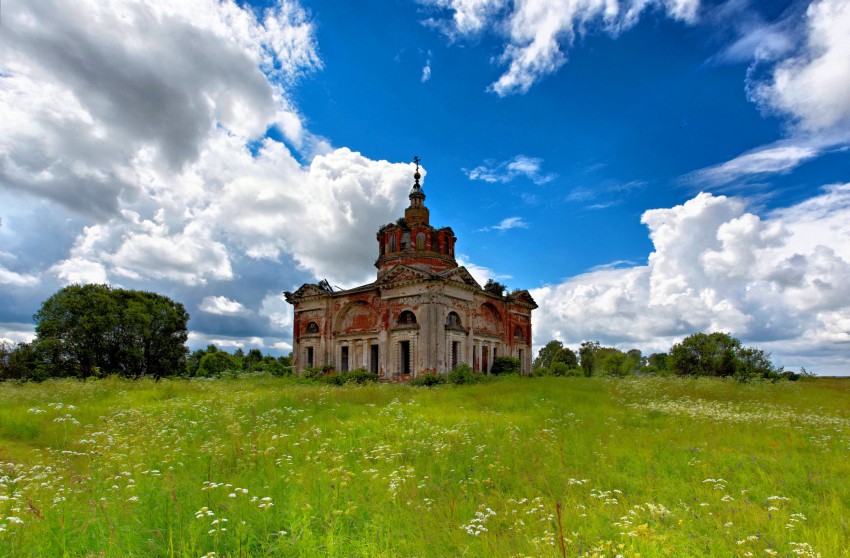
xmin=306 ymin=346 xmax=314 ymax=368
xmin=482 ymin=347 xmax=489 ymax=374
xmin=400 ymin=341 xmax=411 ymax=375
xmin=370 ymin=344 xmax=379 ymax=374
xmin=341 ymin=346 xmax=349 ymax=372
xmin=451 ymin=341 xmax=459 ymax=370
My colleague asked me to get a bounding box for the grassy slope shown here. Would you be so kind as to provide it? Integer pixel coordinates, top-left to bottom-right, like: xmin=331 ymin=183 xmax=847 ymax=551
xmin=0 ymin=375 xmax=847 ymax=557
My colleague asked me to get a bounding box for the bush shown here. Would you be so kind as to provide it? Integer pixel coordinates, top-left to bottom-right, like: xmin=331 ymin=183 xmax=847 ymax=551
xmin=302 ymin=367 xmax=328 ymax=381
xmin=532 ymin=366 xmax=551 ymax=377
xmin=549 ymin=362 xmax=570 ymax=377
xmin=343 ymin=368 xmax=379 ymax=384
xmin=490 ymin=356 xmax=521 ymax=375
xmin=314 ymin=368 xmax=379 ymax=385
xmin=197 ymin=352 xmax=239 ymax=378
xmin=410 ymin=373 xmax=446 ymax=387
xmin=322 ymin=373 xmax=346 ymax=385
xmin=251 ymin=359 xmax=292 ymax=377
xmin=447 ymin=363 xmax=481 ymax=385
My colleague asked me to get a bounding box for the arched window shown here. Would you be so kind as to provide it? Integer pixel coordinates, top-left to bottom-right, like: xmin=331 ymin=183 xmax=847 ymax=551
xmin=416 ymin=232 xmax=426 ymax=251
xmin=305 ymin=321 xmax=319 ymax=334
xmin=446 ymin=312 xmax=462 ymax=327
xmin=388 ymin=235 xmax=396 ymax=253
xmin=514 ymin=325 xmax=524 ymax=338
xmin=398 ymin=310 xmax=417 ymax=325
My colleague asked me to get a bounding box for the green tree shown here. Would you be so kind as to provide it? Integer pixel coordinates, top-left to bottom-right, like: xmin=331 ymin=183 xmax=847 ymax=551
xmin=198 ymin=351 xmax=238 ymax=378
xmin=579 ymin=341 xmax=600 ymax=376
xmin=534 ymin=340 xmax=562 ymax=369
xmin=483 ymin=279 xmax=507 ymax=296
xmin=646 ymin=352 xmax=668 ymax=372
xmin=32 ymin=284 xmax=189 ymax=379
xmin=535 ymin=341 xmax=579 ymax=371
xmin=668 ymin=332 xmax=781 ymax=380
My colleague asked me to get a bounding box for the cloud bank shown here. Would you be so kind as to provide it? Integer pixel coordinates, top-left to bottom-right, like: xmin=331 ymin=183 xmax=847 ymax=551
xmin=0 ymin=0 xmax=416 ymax=349
xmin=533 ymin=185 xmax=850 ymax=375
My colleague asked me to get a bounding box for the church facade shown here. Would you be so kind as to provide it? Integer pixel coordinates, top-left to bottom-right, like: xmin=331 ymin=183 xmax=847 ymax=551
xmin=284 ymin=162 xmax=537 ymax=378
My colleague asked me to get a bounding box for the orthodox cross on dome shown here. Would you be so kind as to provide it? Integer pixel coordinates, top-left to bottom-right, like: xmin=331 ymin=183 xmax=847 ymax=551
xmin=412 ymin=155 xmax=421 ymax=189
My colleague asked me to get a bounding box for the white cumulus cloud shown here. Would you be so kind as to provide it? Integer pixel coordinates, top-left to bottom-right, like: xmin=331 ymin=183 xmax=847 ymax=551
xmin=532 ymin=185 xmax=850 ymax=375
xmin=199 ymin=296 xmax=249 ymax=316
xmin=2 ymin=0 xmax=417 ymax=293
xmin=750 ymin=0 xmax=850 ymax=134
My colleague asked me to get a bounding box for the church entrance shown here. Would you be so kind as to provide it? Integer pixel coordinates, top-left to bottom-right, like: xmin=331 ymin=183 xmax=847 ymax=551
xmin=370 ymin=344 xmax=379 ymax=374
xmin=400 ymin=341 xmax=411 ymax=375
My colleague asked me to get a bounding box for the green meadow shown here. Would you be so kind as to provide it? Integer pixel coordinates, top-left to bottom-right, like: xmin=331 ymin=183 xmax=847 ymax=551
xmin=0 ymin=375 xmax=847 ymax=557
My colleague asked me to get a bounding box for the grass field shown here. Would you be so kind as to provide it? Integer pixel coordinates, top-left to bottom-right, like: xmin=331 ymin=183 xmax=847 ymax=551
xmin=0 ymin=375 xmax=847 ymax=557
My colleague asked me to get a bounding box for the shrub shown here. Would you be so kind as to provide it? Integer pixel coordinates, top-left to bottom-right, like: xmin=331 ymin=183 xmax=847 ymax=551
xmin=322 ymin=373 xmax=346 ymax=386
xmin=252 ymin=359 xmax=292 ymax=377
xmin=490 ymin=356 xmax=521 ymax=375
xmin=315 ymin=368 xmax=379 ymax=385
xmin=532 ymin=366 xmax=551 ymax=377
xmin=302 ymin=367 xmax=328 ymax=381
xmin=447 ymin=363 xmax=481 ymax=385
xmin=410 ymin=373 xmax=446 ymax=387
xmin=197 ymin=352 xmax=239 ymax=378
xmin=550 ymin=362 xmax=570 ymax=376
xmin=343 ymin=368 xmax=379 ymax=384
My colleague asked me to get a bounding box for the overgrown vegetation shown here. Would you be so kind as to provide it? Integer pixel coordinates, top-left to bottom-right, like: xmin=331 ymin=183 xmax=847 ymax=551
xmin=533 ymin=332 xmax=801 ymax=382
xmin=0 ymin=375 xmax=845 ymax=557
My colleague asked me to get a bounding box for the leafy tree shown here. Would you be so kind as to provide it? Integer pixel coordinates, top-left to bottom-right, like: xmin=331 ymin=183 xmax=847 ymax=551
xmin=534 ymin=340 xmax=563 ymax=369
xmin=534 ymin=341 xmax=578 ymax=370
xmin=32 ymin=284 xmax=188 ymax=379
xmin=646 ymin=352 xmax=668 ymax=372
xmin=626 ymin=349 xmax=645 ymax=368
xmin=668 ymin=332 xmax=782 ymax=380
xmin=0 ymin=341 xmax=43 ymax=381
xmin=579 ymin=341 xmax=600 ymax=376
xmin=186 ymin=348 xmax=207 ymax=376
xmin=598 ymin=350 xmax=628 ymax=376
xmin=483 ymin=279 xmax=507 ymax=296
xmin=245 ymin=348 xmax=264 ymax=370
xmin=198 ymin=351 xmax=239 ymax=378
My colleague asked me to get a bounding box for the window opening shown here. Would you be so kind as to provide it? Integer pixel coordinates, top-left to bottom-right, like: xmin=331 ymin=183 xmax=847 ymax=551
xmin=306 ymin=346 xmax=314 ymax=368
xmin=306 ymin=321 xmax=319 ymax=334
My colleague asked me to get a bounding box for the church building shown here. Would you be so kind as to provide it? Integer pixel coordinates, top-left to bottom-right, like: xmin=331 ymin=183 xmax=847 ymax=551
xmin=284 ymin=160 xmax=537 ymax=378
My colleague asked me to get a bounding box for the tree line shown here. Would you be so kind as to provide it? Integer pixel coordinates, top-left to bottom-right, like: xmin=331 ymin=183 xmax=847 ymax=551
xmin=533 ymin=332 xmax=807 ymax=381
xmin=0 ymin=284 xmax=290 ymax=381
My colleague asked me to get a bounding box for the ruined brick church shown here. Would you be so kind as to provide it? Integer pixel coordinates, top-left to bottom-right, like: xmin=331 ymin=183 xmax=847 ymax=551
xmin=284 ymin=160 xmax=537 ymax=378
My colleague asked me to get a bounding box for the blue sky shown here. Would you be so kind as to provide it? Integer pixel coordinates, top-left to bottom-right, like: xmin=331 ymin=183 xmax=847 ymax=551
xmin=2 ymin=0 xmax=850 ymax=373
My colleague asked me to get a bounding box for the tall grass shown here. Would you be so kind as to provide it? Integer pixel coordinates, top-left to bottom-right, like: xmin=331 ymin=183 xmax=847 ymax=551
xmin=0 ymin=375 xmax=846 ymax=557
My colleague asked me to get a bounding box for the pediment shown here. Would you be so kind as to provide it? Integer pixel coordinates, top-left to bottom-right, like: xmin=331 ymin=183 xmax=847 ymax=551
xmin=508 ymin=289 xmax=538 ymax=308
xmin=439 ymin=266 xmax=481 ymax=289
xmin=378 ymin=265 xmax=435 ymax=286
xmin=285 ymin=282 xmax=333 ymax=302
